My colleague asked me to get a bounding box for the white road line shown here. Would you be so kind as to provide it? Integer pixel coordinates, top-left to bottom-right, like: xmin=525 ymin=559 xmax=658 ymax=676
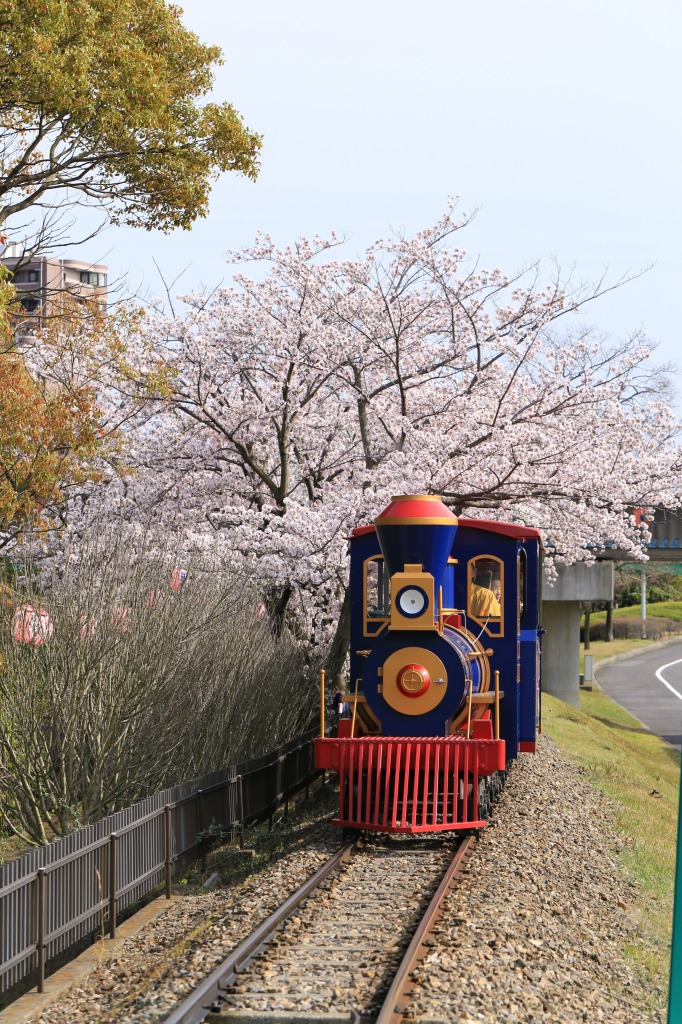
xmin=655 ymin=658 xmax=682 ymax=702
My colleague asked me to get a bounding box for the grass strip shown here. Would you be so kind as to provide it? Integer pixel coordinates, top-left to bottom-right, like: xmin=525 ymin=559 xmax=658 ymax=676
xmin=588 ymin=600 xmax=682 ymax=625
xmin=542 ymin=688 xmax=680 ymax=1002
xmin=579 ymin=637 xmax=656 ymax=672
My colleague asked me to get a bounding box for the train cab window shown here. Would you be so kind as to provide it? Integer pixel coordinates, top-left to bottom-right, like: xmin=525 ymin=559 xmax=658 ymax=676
xmin=364 ymin=556 xmax=390 ymax=636
xmin=467 ymin=556 xmax=504 ymax=636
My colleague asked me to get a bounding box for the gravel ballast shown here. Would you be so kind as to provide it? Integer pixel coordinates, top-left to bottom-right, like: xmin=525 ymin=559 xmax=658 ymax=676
xmin=19 ymin=736 xmax=665 ymax=1024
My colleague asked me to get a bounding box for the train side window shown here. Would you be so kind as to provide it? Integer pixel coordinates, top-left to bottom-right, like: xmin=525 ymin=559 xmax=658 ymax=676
xmin=518 ymin=548 xmax=527 ymax=623
xmin=364 ymin=556 xmax=390 ymax=636
xmin=467 ymin=555 xmax=504 ymax=636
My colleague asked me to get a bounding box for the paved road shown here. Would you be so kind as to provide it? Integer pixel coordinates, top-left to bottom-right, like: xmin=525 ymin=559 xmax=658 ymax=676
xmin=595 ymin=641 xmax=682 ymax=750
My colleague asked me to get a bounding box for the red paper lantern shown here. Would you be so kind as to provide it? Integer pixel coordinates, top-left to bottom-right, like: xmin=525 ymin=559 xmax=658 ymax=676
xmin=13 ymin=605 xmax=53 ymax=646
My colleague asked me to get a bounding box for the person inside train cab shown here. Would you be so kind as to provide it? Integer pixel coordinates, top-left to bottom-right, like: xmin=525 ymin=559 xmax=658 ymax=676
xmin=469 ymin=563 xmax=501 ymax=619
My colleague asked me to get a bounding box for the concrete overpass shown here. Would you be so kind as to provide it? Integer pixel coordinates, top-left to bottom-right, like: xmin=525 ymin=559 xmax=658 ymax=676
xmin=543 ymin=508 xmax=682 ymax=706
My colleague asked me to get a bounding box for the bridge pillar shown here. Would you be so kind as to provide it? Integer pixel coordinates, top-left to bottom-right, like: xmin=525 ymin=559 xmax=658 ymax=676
xmin=542 ymin=602 xmax=582 ymax=707
xmin=542 ymin=562 xmax=613 ymax=707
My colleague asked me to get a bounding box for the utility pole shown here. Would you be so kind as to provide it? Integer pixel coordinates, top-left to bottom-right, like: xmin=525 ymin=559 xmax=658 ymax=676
xmin=641 ymin=566 xmax=647 ymax=640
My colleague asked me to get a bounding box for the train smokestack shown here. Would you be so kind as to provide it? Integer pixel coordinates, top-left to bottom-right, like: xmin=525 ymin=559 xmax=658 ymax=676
xmin=374 ymin=495 xmax=457 ymax=611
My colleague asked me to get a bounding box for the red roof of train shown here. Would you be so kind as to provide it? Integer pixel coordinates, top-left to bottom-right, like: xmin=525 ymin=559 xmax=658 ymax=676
xmin=351 ymin=517 xmax=541 ymax=540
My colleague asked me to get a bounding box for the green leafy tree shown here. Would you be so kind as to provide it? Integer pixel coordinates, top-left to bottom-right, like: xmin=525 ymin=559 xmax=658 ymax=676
xmin=0 ymin=268 xmax=170 ymax=549
xmin=0 ymin=0 xmax=261 ymax=245
xmin=614 ymin=564 xmax=682 ymax=607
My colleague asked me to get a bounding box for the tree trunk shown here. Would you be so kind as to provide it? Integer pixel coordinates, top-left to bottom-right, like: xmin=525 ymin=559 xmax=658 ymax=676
xmin=583 ymin=603 xmax=591 ymax=650
xmin=605 ymin=602 xmax=614 ymax=642
xmin=265 ymin=584 xmax=292 ymax=637
xmin=325 ymin=587 xmax=351 ymax=688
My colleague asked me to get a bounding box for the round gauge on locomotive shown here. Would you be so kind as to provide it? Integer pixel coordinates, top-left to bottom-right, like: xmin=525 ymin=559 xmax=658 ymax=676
xmin=396 ymin=585 xmax=429 ymax=617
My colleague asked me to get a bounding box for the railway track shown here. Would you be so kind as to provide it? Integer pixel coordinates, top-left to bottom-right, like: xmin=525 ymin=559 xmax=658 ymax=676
xmin=161 ymin=833 xmax=477 ymax=1024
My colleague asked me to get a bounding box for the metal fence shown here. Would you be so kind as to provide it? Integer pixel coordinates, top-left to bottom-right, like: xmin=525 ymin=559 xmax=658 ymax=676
xmin=0 ymin=727 xmax=321 ymax=995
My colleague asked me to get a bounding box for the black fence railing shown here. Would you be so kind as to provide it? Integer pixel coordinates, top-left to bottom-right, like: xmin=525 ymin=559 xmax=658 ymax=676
xmin=0 ymin=727 xmax=322 ymax=995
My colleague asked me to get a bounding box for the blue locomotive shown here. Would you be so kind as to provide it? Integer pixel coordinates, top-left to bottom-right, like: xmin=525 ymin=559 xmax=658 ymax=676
xmin=315 ymin=495 xmax=542 ymax=833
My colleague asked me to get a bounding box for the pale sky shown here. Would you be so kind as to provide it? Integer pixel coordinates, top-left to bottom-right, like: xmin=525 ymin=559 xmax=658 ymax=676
xmin=77 ymin=0 xmax=681 ymax=402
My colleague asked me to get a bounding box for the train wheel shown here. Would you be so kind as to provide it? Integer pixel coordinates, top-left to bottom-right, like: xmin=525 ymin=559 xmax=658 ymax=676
xmin=477 ymin=779 xmax=491 ymax=820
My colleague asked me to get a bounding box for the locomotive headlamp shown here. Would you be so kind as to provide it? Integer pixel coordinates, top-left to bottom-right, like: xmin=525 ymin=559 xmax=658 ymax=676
xmin=389 ymin=565 xmax=436 ymax=631
xmin=396 ymin=586 xmax=428 ymax=617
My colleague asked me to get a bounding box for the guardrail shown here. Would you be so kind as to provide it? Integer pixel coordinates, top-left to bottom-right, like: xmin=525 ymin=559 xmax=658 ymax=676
xmin=0 ymin=727 xmax=321 ymax=995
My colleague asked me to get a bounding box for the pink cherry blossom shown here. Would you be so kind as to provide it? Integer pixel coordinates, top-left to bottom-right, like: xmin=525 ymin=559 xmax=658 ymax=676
xmin=17 ymin=205 xmax=681 ymax=668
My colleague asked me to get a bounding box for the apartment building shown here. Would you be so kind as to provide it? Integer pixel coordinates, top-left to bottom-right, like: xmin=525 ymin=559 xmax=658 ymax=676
xmin=1 ymin=252 xmax=108 ymax=340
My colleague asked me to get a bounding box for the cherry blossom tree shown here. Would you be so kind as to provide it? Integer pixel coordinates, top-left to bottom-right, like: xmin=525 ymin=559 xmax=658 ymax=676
xmin=31 ymin=206 xmax=682 ymax=680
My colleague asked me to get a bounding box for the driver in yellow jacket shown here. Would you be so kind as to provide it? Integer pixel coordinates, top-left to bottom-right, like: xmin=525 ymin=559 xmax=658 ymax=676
xmin=470 ymin=574 xmax=501 ymax=618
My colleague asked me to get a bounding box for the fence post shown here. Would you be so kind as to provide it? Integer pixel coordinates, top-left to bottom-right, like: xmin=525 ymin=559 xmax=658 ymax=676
xmin=668 ymin=742 xmax=682 ymax=1022
xmin=196 ymin=790 xmax=206 ymax=872
xmin=37 ymin=868 xmax=46 ymax=993
xmin=237 ymin=776 xmax=245 ymax=849
xmin=109 ymin=833 xmax=118 ymax=939
xmin=165 ymin=805 xmax=173 ymax=899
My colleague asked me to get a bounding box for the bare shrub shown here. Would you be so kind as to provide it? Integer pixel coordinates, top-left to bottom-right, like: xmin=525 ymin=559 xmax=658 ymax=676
xmin=0 ymin=532 xmax=313 ymax=845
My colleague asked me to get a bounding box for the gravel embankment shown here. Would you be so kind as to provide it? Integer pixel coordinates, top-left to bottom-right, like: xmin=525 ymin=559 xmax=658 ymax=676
xmin=22 ymin=736 xmax=664 ymax=1024
xmin=410 ymin=735 xmax=664 ymax=1023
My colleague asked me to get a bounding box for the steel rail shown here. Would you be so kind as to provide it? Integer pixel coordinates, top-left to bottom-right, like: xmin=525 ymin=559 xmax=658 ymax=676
xmin=161 ymin=840 xmax=356 ymax=1024
xmin=375 ymin=834 xmax=477 ymax=1024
